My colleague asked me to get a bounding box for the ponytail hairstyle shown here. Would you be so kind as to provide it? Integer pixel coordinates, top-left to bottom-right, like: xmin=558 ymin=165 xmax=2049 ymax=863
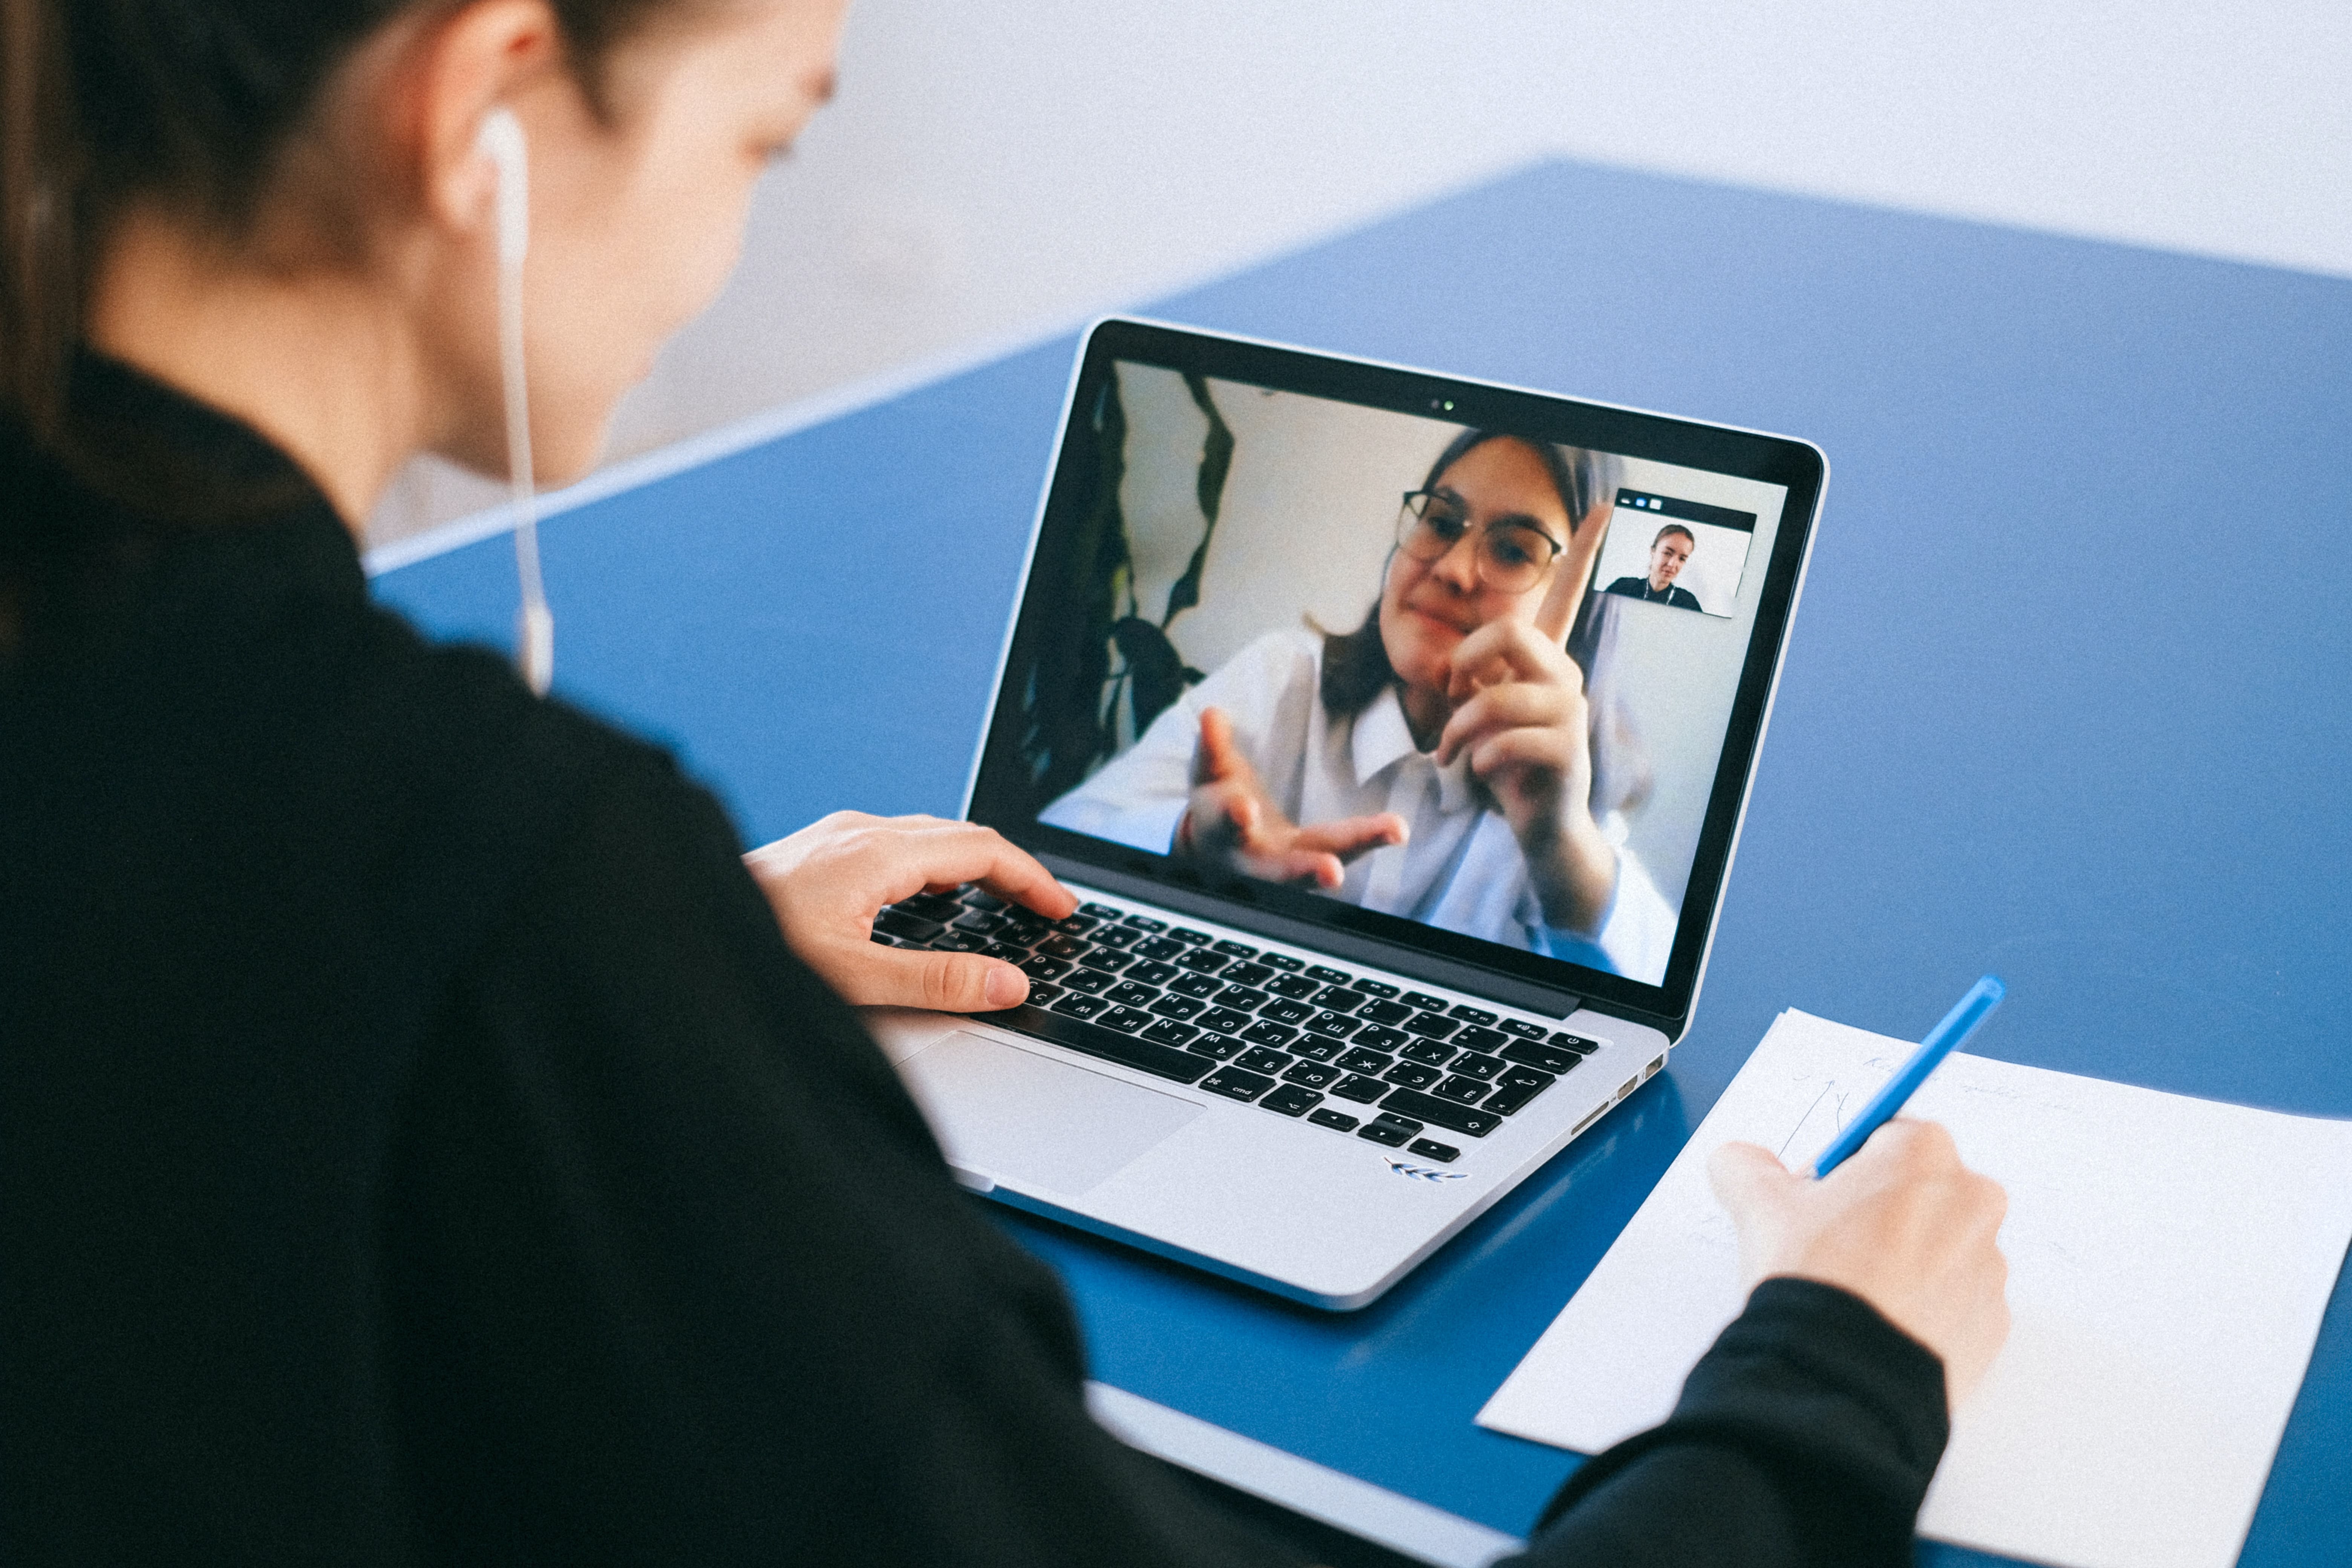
xmin=0 ymin=0 xmax=675 ymax=453
xmin=1319 ymin=429 xmax=1621 ymax=719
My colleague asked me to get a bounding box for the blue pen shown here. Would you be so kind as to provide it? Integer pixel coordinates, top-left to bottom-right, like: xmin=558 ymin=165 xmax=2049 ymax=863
xmin=1810 ymin=975 xmax=2006 ymax=1178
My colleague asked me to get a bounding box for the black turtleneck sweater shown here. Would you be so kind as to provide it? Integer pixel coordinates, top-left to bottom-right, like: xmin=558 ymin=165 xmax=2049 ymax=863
xmin=0 ymin=358 xmax=1948 ymax=1565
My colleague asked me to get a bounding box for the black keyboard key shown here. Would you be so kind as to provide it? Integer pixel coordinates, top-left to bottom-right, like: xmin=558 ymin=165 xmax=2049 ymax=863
xmin=1303 ymin=1011 xmax=1361 ymax=1040
xmin=1549 ymin=1032 xmax=1603 ymax=1055
xmin=1356 ymin=1121 xmax=1412 ymax=1147
xmin=1018 ymin=954 xmax=1072 ymax=981
xmin=1308 ymin=1108 xmax=1361 ymax=1132
xmin=1282 ymin=1061 xmax=1341 ymax=1089
xmin=1407 ymin=1139 xmax=1461 ymax=1164
xmin=1453 ymin=1024 xmax=1508 ymax=1054
xmin=1353 ymin=1025 xmax=1409 ymax=1052
xmin=1355 ymin=979 xmax=1400 ymax=999
xmin=1500 ymin=1018 xmax=1549 ymax=1039
xmin=1500 ymin=1039 xmax=1580 ymax=1075
xmin=1062 ymin=968 xmax=1116 ymax=995
xmin=1147 ymin=994 xmax=1205 ymax=1021
xmin=1258 ymin=953 xmax=1305 ymax=972
xmin=1378 ymin=1087 xmax=1502 ymax=1137
xmin=1266 ymin=974 xmax=1321 ymax=1000
xmin=1336 ymin=1047 xmax=1393 ymax=1074
xmin=1383 ymin=1061 xmax=1442 ymax=1090
xmin=1483 ymin=1079 xmax=1547 ymax=1116
xmin=1170 ymin=927 xmax=1212 ymax=946
xmin=1078 ymin=951 xmax=1133 ymax=977
xmin=1092 ymin=926 xmax=1141 ymax=950
xmin=1212 ymin=939 xmax=1259 ymax=959
xmin=1125 ymin=960 xmax=1180 ymax=987
xmin=1185 ymin=1032 xmax=1243 ymax=1061
xmin=1198 ymin=1007 xmax=1252 ymax=1035
xmin=931 ymin=931 xmax=987 ymax=953
xmin=1372 ymin=1111 xmax=1424 ymax=1133
xmin=1260 ymin=998 xmax=1314 ymax=1026
xmin=897 ymin=891 xmax=965 ymax=921
xmin=1214 ymin=985 xmax=1271 ymax=1012
xmin=1447 ymin=1004 xmax=1498 ymax=1026
xmin=1099 ymin=1006 xmax=1153 ymax=1033
xmin=1304 ymin=965 xmax=1354 ymax=985
xmin=1054 ymin=914 xmax=1100 ymax=934
xmin=1400 ymin=1040 xmax=1457 ymax=1067
xmin=873 ymin=908 xmax=944 ymax=942
xmin=997 ymin=1004 xmax=1215 ymax=1084
xmin=1080 ymin=902 xmax=1124 ymax=919
xmin=1142 ymin=1019 xmax=1199 ymax=1047
xmin=1168 ymin=972 xmax=1226 ymax=999
xmin=1331 ymin=1074 xmax=1387 ymax=1104
xmin=1175 ymin=948 xmax=1228 ymax=975
xmin=1105 ymin=981 xmax=1158 ymax=1009
xmin=1122 ymin=914 xmax=1168 ymax=932
xmin=1311 ymin=986 xmax=1367 ymax=1013
xmin=867 ymin=931 xmax=899 ymax=946
xmin=1240 ymin=1020 xmax=1299 ymax=1049
xmin=1400 ymin=990 xmax=1447 ymax=1011
xmin=1497 ymin=1065 xmax=1553 ymax=1092
xmin=1221 ymin=962 xmax=1275 ymax=988
xmin=963 ymin=890 xmax=1008 ymax=911
xmin=1001 ymin=914 xmax=1054 ymax=941
xmin=1236 ymin=1046 xmax=1293 ymax=1074
xmin=1133 ymin=937 xmax=1186 ymax=962
xmin=1402 ymin=1012 xmax=1459 ymax=1041
xmin=1025 ymin=982 xmax=1064 ymax=1006
xmin=1288 ymin=1036 xmax=1343 ymax=1063
xmin=1200 ymin=1066 xmax=1274 ymax=1101
xmin=951 ymin=910 xmax=1006 ymax=934
xmin=1432 ymin=1074 xmax=1490 ymax=1105
xmin=1037 ymin=934 xmax=1091 ymax=959
xmin=1357 ymin=999 xmax=1413 ymax=1025
xmin=1452 ymin=1052 xmax=1505 ymax=1081
xmin=1051 ymin=993 xmax=1109 ymax=1020
xmin=1261 ymin=1084 xmax=1323 ymax=1117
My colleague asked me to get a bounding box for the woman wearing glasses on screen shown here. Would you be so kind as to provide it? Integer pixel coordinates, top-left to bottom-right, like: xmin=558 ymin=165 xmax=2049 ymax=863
xmin=5 ymin=0 xmax=2006 ymax=1562
xmin=1041 ymin=429 xmax=1679 ymax=984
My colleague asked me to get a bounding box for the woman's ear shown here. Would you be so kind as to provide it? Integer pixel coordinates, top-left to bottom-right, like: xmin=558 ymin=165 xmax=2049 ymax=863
xmin=401 ymin=0 xmax=564 ymax=246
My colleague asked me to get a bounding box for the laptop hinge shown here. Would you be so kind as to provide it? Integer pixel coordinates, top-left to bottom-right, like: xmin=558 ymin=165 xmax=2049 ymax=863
xmin=1042 ymin=854 xmax=1586 ymax=1020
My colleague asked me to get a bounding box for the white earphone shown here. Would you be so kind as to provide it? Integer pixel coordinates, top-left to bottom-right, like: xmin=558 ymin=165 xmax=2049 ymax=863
xmin=478 ymin=107 xmax=554 ymax=696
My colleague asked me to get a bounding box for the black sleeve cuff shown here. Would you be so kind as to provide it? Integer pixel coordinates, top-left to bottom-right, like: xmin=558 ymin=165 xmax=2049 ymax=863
xmin=1517 ymin=1278 xmax=1949 ymax=1567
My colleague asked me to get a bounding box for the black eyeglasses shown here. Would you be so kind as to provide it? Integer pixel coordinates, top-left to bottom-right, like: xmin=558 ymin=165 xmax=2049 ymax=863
xmin=1395 ymin=491 xmax=1565 ymax=593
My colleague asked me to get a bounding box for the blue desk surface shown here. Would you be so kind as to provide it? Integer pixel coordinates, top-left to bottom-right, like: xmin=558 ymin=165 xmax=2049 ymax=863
xmin=375 ymin=161 xmax=2352 ymax=1565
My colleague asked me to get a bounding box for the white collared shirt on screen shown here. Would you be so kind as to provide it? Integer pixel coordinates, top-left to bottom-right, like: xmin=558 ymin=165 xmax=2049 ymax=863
xmin=1037 ymin=629 xmax=1677 ymax=984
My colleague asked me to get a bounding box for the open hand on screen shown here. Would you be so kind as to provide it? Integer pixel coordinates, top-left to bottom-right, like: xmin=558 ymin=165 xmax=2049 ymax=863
xmin=1176 ymin=707 xmax=1407 ymax=890
xmin=745 ymin=812 xmax=1076 ymax=1012
xmin=1710 ymin=1119 xmax=2012 ymax=1410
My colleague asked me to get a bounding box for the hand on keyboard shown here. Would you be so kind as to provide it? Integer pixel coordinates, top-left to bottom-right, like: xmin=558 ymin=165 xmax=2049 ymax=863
xmin=743 ymin=812 xmax=1076 ymax=1011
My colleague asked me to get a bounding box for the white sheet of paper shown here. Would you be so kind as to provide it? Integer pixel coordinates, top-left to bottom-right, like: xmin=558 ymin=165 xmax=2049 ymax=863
xmin=1476 ymin=1009 xmax=2352 ymax=1568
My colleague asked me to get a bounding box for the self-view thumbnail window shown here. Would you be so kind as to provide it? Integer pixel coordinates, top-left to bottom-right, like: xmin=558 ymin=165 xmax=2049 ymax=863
xmin=1593 ymin=490 xmax=1756 ymax=619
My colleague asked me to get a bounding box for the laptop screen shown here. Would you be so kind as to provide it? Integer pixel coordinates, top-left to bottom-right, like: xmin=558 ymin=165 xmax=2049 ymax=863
xmin=971 ymin=321 xmax=1820 ymax=1029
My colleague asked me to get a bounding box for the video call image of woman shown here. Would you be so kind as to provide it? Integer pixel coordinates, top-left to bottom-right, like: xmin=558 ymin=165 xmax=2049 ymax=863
xmin=1041 ymin=426 xmax=1679 ymax=984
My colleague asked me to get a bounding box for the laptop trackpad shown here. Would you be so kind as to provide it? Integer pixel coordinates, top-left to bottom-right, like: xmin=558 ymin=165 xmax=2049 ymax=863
xmin=899 ymin=1030 xmax=1203 ymax=1197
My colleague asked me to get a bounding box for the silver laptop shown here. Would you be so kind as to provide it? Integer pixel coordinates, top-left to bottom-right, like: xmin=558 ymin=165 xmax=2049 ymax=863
xmin=866 ymin=318 xmax=1823 ymax=1309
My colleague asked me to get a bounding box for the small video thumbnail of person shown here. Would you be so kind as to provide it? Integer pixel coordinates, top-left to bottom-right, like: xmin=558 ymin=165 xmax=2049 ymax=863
xmin=1591 ymin=490 xmax=1756 ymax=619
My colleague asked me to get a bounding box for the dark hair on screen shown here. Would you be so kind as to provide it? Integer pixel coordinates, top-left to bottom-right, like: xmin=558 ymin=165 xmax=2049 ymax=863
xmin=1652 ymin=522 xmax=1694 ymax=548
xmin=1319 ymin=429 xmax=1619 ymax=719
xmin=0 ymin=0 xmax=674 ymax=450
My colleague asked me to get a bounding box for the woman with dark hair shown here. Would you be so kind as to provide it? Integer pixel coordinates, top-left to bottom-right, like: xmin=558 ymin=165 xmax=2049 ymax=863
xmin=1043 ymin=429 xmax=1679 ymax=981
xmin=2 ymin=2 xmax=2008 ymax=1562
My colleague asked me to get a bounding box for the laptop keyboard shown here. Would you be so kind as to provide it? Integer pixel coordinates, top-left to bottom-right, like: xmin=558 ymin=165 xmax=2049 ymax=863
xmin=870 ymin=885 xmax=1605 ymax=1160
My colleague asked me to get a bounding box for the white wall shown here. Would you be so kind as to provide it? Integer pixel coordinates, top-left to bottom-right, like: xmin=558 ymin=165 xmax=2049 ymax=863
xmin=367 ymin=0 xmax=2352 ymax=545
